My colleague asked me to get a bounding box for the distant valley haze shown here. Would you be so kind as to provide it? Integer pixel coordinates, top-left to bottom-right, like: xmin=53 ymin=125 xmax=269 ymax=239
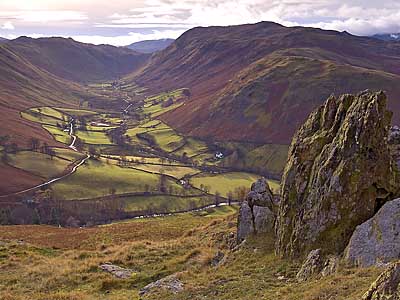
xmin=1 ymin=0 xmax=400 ymax=46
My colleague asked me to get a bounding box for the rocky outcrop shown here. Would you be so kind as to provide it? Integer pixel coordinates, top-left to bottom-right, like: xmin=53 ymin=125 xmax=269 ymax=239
xmin=99 ymin=263 xmax=135 ymax=279
xmin=276 ymin=91 xmax=399 ymax=258
xmin=363 ymin=262 xmax=400 ymax=300
xmin=139 ymin=274 xmax=184 ymax=296
xmin=237 ymin=178 xmax=276 ymax=242
xmin=344 ymin=199 xmax=400 ymax=267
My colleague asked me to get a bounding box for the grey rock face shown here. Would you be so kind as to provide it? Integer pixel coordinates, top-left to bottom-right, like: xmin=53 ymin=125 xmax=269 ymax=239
xmin=276 ymin=91 xmax=399 ymax=258
xmin=363 ymin=262 xmax=400 ymax=300
xmin=237 ymin=201 xmax=254 ymax=242
xmin=344 ymin=199 xmax=400 ymax=267
xmin=99 ymin=263 xmax=135 ymax=279
xmin=139 ymin=274 xmax=184 ymax=296
xmin=296 ymin=249 xmax=323 ymax=282
xmin=237 ymin=177 xmax=276 ymax=242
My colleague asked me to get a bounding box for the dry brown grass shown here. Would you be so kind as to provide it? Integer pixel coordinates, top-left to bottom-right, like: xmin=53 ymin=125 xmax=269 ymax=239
xmin=0 ymin=206 xmax=382 ymax=300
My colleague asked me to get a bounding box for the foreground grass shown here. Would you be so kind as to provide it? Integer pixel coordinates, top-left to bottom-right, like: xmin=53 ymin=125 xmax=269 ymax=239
xmin=0 ymin=206 xmax=380 ymax=300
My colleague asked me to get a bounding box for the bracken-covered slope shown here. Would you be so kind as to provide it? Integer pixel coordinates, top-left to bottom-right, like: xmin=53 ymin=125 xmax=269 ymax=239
xmin=7 ymin=37 xmax=150 ymax=83
xmin=0 ymin=43 xmax=89 ymax=147
xmin=130 ymin=22 xmax=400 ymax=144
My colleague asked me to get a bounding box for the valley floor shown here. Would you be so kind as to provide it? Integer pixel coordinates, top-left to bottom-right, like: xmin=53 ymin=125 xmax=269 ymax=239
xmin=0 ymin=206 xmax=380 ymax=300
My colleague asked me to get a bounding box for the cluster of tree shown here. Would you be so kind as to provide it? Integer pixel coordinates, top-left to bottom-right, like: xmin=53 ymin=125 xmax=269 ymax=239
xmin=107 ymin=124 xmax=131 ymax=149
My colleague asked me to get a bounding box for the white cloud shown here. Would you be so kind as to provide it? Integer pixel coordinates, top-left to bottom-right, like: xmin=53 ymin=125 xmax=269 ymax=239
xmin=1 ymin=21 xmax=14 ymax=30
xmin=0 ymin=10 xmax=88 ymax=23
xmin=70 ymin=29 xmax=185 ymax=46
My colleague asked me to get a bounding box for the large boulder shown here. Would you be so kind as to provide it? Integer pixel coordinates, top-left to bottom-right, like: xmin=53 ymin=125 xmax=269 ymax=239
xmin=237 ymin=178 xmax=276 ymax=242
xmin=363 ymin=262 xmax=400 ymax=300
xmin=276 ymin=91 xmax=399 ymax=258
xmin=344 ymin=199 xmax=400 ymax=267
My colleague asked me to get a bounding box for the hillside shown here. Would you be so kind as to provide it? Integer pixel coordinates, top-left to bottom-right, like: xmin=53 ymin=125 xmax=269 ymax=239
xmin=7 ymin=37 xmax=150 ymax=83
xmin=0 ymin=206 xmax=382 ymax=300
xmin=126 ymin=39 xmax=174 ymax=53
xmin=130 ymin=22 xmax=400 ymax=144
xmin=372 ymin=33 xmax=400 ymax=41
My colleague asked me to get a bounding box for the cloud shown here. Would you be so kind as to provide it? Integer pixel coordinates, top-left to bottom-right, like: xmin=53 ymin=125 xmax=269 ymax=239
xmin=2 ymin=0 xmax=400 ymax=46
xmin=70 ymin=29 xmax=185 ymax=46
xmin=0 ymin=10 xmax=88 ymax=23
xmin=1 ymin=21 xmax=14 ymax=30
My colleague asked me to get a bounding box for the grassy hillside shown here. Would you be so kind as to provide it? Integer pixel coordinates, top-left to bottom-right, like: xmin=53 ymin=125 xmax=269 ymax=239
xmin=0 ymin=207 xmax=381 ymax=300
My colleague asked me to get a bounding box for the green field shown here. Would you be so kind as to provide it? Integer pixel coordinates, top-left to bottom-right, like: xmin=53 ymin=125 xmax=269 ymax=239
xmin=75 ymin=130 xmax=113 ymax=145
xmin=56 ymin=107 xmax=97 ymax=117
xmin=191 ymin=172 xmax=278 ymax=197
xmin=132 ymin=163 xmax=200 ymax=179
xmin=148 ymin=129 xmax=185 ymax=152
xmin=53 ymin=147 xmax=86 ymax=162
xmin=51 ymin=159 xmax=192 ymax=200
xmin=172 ymin=137 xmax=210 ymax=157
xmin=42 ymin=125 xmax=71 ymax=144
xmin=8 ymin=151 xmax=71 ymax=179
xmin=122 ymin=194 xmax=214 ymax=213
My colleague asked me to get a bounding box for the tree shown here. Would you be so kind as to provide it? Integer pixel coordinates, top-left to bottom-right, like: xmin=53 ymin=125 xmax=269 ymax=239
xmin=182 ymin=89 xmax=191 ymax=98
xmin=158 ymin=172 xmax=167 ymax=193
xmin=29 ymin=137 xmax=40 ymax=151
xmin=227 ymin=191 xmax=233 ymax=206
xmin=214 ymin=191 xmax=221 ymax=207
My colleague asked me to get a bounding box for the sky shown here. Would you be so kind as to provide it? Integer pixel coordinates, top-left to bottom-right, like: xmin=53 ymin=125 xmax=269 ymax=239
xmin=1 ymin=0 xmax=400 ymax=46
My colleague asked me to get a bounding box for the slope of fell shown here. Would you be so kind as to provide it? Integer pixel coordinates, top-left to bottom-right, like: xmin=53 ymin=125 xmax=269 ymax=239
xmin=130 ymin=22 xmax=400 ymax=144
xmin=7 ymin=37 xmax=150 ymax=83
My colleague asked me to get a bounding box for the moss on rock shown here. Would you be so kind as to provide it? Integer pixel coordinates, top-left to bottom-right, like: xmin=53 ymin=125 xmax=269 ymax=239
xmin=275 ymin=91 xmax=399 ymax=258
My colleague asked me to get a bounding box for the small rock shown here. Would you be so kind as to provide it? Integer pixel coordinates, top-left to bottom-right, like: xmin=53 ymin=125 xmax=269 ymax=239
xmin=296 ymin=249 xmax=323 ymax=282
xmin=321 ymin=256 xmax=339 ymax=277
xmin=139 ymin=274 xmax=184 ymax=296
xmin=363 ymin=262 xmax=400 ymax=300
xmin=100 ymin=263 xmax=135 ymax=279
xmin=211 ymin=251 xmax=225 ymax=267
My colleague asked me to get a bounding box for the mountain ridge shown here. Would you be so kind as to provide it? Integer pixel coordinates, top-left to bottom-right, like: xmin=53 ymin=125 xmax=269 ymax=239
xmin=126 ymin=38 xmax=174 ymax=53
xmin=129 ymin=21 xmax=400 ymax=144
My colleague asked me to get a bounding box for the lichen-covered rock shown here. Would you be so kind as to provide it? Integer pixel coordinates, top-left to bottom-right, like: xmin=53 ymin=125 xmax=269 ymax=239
xmin=237 ymin=202 xmax=275 ymax=242
xmin=99 ymin=263 xmax=135 ymax=279
xmin=344 ymin=199 xmax=400 ymax=267
xmin=237 ymin=201 xmax=253 ymax=242
xmin=139 ymin=274 xmax=184 ymax=296
xmin=296 ymin=249 xmax=323 ymax=282
xmin=237 ymin=178 xmax=276 ymax=242
xmin=276 ymin=91 xmax=399 ymax=258
xmin=363 ymin=262 xmax=400 ymax=300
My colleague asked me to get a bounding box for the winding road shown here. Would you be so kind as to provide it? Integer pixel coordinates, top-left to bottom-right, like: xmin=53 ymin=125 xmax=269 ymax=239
xmin=0 ymin=118 xmax=90 ymax=198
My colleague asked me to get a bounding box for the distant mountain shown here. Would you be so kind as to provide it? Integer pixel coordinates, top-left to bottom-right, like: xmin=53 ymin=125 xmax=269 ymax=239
xmin=0 ymin=37 xmax=7 ymax=42
xmin=129 ymin=22 xmax=400 ymax=145
xmin=372 ymin=33 xmax=400 ymax=41
xmin=126 ymin=39 xmax=174 ymax=53
xmin=6 ymin=37 xmax=150 ymax=83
